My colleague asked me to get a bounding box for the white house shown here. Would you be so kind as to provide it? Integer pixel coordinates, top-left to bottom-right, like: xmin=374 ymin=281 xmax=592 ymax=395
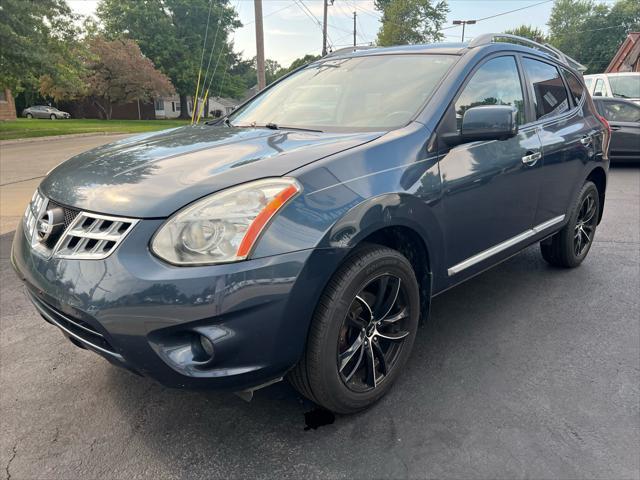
xmin=154 ymin=95 xmax=238 ymax=120
xmin=208 ymin=97 xmax=238 ymax=118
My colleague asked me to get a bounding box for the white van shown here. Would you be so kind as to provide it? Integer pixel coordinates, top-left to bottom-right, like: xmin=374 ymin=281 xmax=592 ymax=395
xmin=583 ymin=72 xmax=640 ymax=104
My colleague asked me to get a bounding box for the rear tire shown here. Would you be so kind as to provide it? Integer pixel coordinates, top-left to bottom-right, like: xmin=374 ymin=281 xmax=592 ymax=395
xmin=288 ymin=244 xmax=420 ymax=414
xmin=26 ymin=113 xmax=33 ymax=119
xmin=540 ymin=181 xmax=600 ymax=268
xmin=50 ymin=114 xmax=57 ymax=120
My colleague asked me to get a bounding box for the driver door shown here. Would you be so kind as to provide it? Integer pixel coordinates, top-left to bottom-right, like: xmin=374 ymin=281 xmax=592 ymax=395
xmin=437 ymin=55 xmax=543 ymax=279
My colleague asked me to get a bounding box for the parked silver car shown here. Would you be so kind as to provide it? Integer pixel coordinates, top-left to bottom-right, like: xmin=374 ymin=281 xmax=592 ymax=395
xmin=22 ymin=105 xmax=71 ymax=119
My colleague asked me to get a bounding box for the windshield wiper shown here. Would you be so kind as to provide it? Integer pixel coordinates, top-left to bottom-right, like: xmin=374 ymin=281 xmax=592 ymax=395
xmin=264 ymin=122 xmax=323 ymax=133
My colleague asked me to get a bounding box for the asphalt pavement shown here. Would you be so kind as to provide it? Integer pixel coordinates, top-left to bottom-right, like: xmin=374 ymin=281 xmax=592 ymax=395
xmin=1 ymin=165 xmax=638 ymax=480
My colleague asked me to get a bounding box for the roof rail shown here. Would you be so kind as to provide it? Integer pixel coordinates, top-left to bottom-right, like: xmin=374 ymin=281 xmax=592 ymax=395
xmin=468 ymin=33 xmax=587 ymax=72
xmin=324 ymin=46 xmax=376 ymax=58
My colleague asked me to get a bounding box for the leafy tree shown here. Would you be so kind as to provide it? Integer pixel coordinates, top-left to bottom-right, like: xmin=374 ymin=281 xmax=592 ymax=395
xmin=375 ymin=0 xmax=449 ymax=46
xmin=86 ymin=37 xmax=175 ymax=119
xmin=97 ymin=0 xmax=241 ymax=118
xmin=547 ymin=0 xmax=640 ymax=73
xmin=264 ymin=59 xmax=284 ymax=85
xmin=276 ymin=54 xmax=322 ymax=80
xmin=0 ymin=0 xmax=85 ymax=99
xmin=504 ymin=25 xmax=548 ymax=43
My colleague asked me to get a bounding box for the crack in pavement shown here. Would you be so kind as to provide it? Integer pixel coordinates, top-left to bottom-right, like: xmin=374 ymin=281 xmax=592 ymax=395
xmin=4 ymin=441 xmax=17 ymax=480
xmin=0 ymin=175 xmax=46 ymax=187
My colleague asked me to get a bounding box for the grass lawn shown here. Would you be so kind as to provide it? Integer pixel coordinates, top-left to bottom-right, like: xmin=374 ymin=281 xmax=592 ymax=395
xmin=0 ymin=118 xmax=190 ymax=141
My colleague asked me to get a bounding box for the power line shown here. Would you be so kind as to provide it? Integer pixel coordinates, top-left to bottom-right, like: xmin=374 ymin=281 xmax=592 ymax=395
xmin=243 ymin=2 xmax=295 ymax=27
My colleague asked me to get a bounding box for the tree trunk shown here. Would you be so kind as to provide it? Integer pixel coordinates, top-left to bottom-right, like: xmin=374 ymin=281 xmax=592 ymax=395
xmin=92 ymin=98 xmax=108 ymax=120
xmin=107 ymin=102 xmax=113 ymax=120
xmin=179 ymin=93 xmax=190 ymax=119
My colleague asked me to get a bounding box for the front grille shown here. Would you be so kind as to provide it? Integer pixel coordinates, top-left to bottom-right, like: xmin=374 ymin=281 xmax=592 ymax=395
xmin=23 ymin=190 xmax=138 ymax=260
xmin=48 ymin=200 xmax=80 ymax=229
xmin=54 ymin=212 xmax=137 ymax=260
xmin=27 ymin=290 xmax=120 ymax=357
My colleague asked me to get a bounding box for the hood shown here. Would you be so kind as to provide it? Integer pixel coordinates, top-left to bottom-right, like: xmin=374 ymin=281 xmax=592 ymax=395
xmin=40 ymin=124 xmax=382 ymax=218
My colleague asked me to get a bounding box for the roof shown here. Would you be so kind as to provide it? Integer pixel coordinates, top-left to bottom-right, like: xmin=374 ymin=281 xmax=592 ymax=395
xmin=606 ymin=32 xmax=640 ymax=73
xmin=211 ymin=97 xmax=237 ymax=107
xmin=326 ymin=43 xmax=467 ymax=59
xmin=324 ymin=34 xmax=585 ymax=72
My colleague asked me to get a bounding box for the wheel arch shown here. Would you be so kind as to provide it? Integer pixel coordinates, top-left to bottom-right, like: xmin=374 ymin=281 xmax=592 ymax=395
xmin=318 ymin=193 xmax=445 ymax=320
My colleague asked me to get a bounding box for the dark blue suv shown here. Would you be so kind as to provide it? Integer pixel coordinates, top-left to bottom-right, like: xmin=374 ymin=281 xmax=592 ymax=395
xmin=12 ymin=35 xmax=610 ymax=413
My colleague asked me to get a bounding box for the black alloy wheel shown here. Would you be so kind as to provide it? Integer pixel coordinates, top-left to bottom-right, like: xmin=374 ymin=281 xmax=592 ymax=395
xmin=573 ymin=191 xmax=598 ymax=257
xmin=288 ymin=244 xmax=420 ymax=414
xmin=540 ymin=181 xmax=600 ymax=268
xmin=337 ymin=274 xmax=411 ymax=392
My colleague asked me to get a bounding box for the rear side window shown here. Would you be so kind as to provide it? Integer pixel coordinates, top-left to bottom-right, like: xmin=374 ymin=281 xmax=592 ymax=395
xmin=455 ymin=56 xmax=525 ymax=128
xmin=522 ymin=58 xmax=569 ymax=120
xmin=600 ymin=101 xmax=640 ymax=123
xmin=561 ymin=68 xmax=585 ymax=105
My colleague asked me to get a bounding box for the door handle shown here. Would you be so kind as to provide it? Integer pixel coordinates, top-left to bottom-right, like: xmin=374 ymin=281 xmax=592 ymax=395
xmin=522 ymin=151 xmax=541 ymax=166
xmin=580 ymin=135 xmax=593 ymax=146
xmin=610 ymin=125 xmax=621 ymax=131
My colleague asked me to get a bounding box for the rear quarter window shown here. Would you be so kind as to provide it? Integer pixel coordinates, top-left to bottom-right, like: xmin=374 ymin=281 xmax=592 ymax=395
xmin=561 ymin=68 xmax=585 ymax=105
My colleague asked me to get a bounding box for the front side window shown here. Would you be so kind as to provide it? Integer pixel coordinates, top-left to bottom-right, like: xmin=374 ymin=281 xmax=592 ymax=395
xmin=230 ymin=54 xmax=457 ymax=130
xmin=600 ymin=100 xmax=640 ymax=123
xmin=593 ymin=78 xmax=606 ymax=97
xmin=562 ymin=68 xmax=585 ymax=105
xmin=608 ymin=76 xmax=640 ymax=99
xmin=455 ymin=56 xmax=525 ymax=128
xmin=522 ymin=58 xmax=569 ymax=120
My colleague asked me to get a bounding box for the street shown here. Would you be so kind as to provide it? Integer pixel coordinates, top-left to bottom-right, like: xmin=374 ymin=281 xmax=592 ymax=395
xmin=0 ymin=134 xmax=131 ymax=234
xmin=0 ymin=136 xmax=638 ymax=479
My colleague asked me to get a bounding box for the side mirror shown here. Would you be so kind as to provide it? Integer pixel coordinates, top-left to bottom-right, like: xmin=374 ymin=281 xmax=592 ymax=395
xmin=460 ymin=105 xmax=518 ymax=142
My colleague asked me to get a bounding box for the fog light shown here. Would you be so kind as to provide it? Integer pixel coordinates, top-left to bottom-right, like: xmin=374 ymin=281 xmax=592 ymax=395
xmin=191 ymin=334 xmax=215 ymax=363
xmin=200 ymin=335 xmax=214 ymax=357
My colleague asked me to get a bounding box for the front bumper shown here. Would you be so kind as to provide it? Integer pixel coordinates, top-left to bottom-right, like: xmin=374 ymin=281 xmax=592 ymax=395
xmin=11 ymin=218 xmax=344 ymax=391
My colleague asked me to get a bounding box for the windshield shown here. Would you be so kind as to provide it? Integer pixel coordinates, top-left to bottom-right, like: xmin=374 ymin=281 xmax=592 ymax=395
xmin=609 ymin=76 xmax=640 ymax=99
xmin=230 ymin=54 xmax=457 ymax=131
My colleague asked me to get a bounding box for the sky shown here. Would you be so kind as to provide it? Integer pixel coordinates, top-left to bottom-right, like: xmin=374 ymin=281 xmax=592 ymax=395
xmin=65 ymin=0 xmax=616 ymax=68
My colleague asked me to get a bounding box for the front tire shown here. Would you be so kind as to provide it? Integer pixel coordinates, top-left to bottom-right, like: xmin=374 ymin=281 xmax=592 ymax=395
xmin=50 ymin=114 xmax=57 ymax=120
xmin=540 ymin=181 xmax=600 ymax=268
xmin=288 ymin=245 xmax=420 ymax=414
xmin=26 ymin=113 xmax=33 ymax=119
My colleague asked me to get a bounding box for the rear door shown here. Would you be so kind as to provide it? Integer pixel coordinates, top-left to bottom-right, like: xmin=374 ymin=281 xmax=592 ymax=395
xmin=521 ymin=58 xmax=597 ymax=224
xmin=437 ymin=55 xmax=543 ymax=278
xmin=596 ymin=99 xmax=640 ymax=160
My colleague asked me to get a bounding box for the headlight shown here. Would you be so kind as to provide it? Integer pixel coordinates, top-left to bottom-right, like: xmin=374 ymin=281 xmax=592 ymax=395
xmin=151 ymin=178 xmax=301 ymax=265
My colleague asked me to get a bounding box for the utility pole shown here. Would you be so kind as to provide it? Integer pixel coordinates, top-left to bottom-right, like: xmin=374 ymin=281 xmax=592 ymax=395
xmin=353 ymin=11 xmax=357 ymax=47
xmin=452 ymin=19 xmax=476 ymax=42
xmin=322 ymin=0 xmax=329 ymax=56
xmin=254 ymin=0 xmax=266 ymax=90
xmin=322 ymin=0 xmax=334 ymax=56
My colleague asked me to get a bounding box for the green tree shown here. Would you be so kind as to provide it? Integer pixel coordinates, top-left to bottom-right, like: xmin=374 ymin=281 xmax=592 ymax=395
xmin=97 ymin=0 xmax=240 ymax=118
xmin=86 ymin=37 xmax=175 ymax=119
xmin=504 ymin=25 xmax=548 ymax=43
xmin=375 ymin=0 xmax=449 ymax=46
xmin=0 ymin=0 xmax=85 ymax=98
xmin=547 ymin=0 xmax=640 ymax=73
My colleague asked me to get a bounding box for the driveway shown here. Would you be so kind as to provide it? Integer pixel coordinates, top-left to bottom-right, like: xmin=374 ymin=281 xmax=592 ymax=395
xmin=1 ymin=166 xmax=638 ymax=479
xmin=0 ymin=134 xmax=130 ymax=234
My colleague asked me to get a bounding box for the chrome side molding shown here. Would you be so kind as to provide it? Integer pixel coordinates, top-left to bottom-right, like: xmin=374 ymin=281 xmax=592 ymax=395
xmin=448 ymin=215 xmax=565 ymax=276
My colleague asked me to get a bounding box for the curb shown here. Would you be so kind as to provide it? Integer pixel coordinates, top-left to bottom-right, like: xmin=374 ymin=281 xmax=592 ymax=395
xmin=0 ymin=131 xmax=130 ymax=146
